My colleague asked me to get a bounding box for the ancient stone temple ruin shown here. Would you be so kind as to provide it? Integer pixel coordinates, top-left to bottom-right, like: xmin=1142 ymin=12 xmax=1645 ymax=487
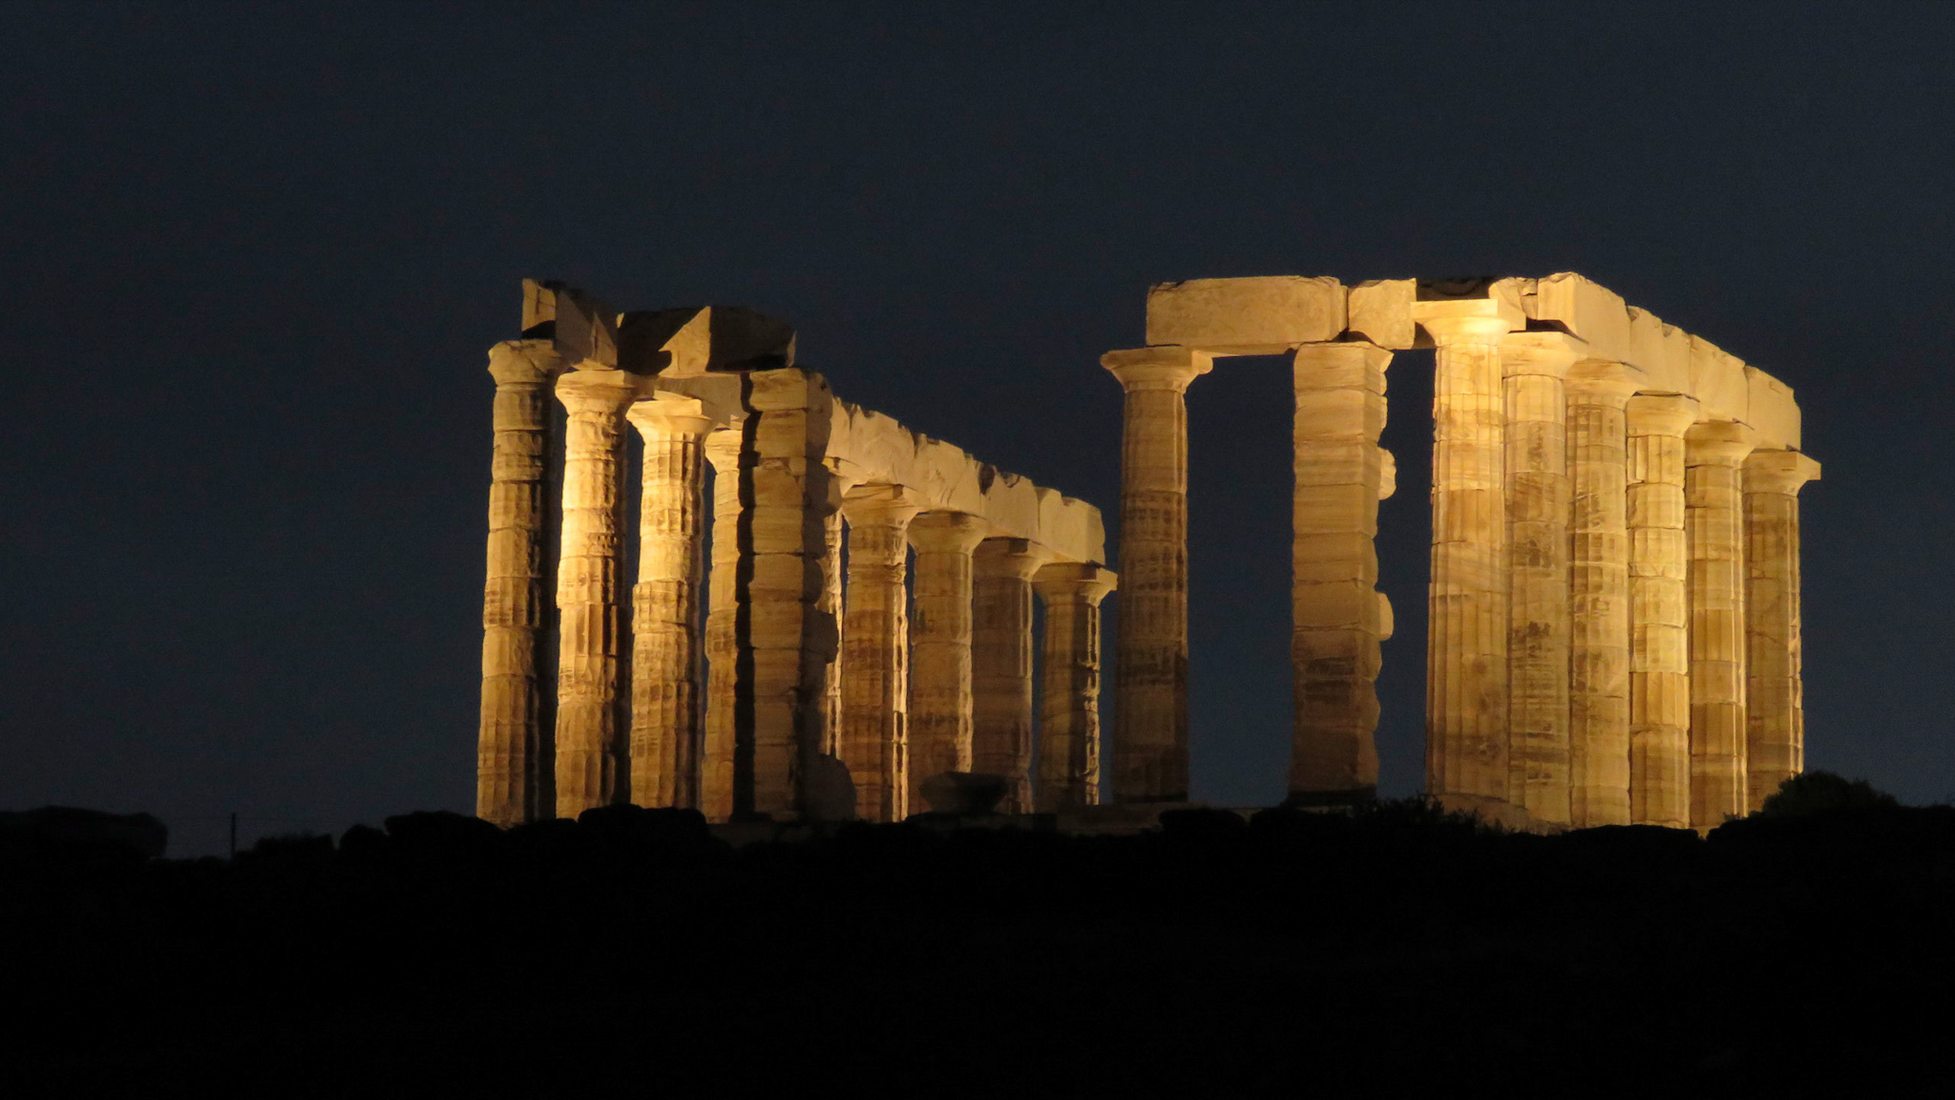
xmin=476 ymin=281 xmax=1111 ymax=827
xmin=477 ymin=272 xmax=1818 ymax=833
xmin=1119 ymin=274 xmax=1817 ymax=829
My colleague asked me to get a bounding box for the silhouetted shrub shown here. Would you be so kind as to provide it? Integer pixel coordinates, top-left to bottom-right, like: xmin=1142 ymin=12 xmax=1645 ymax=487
xmin=1758 ymin=771 xmax=1898 ymax=816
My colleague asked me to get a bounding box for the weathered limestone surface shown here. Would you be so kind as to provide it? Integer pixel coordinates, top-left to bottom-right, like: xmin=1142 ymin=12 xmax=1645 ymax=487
xmin=1686 ymin=420 xmax=1758 ymax=828
xmin=1565 ymin=362 xmax=1642 ymax=827
xmin=478 ymin=340 xmax=565 ymax=827
xmin=700 ymin=431 xmax=744 ymax=821
xmin=1034 ymin=563 xmax=1116 ymax=811
xmin=1502 ymin=332 xmax=1579 ymax=825
xmin=1289 ymin=340 xmax=1391 ymax=800
xmin=1103 ymin=346 xmax=1213 ymax=803
xmin=1145 ymin=276 xmax=1348 ymax=354
xmin=1744 ymin=450 xmax=1820 ymax=811
xmin=839 ymin=488 xmax=921 ymax=822
xmin=1415 ymin=299 xmax=1522 ymax=809
xmin=1626 ymin=394 xmax=1700 ymax=828
xmin=626 ymin=395 xmax=713 ymax=810
xmin=973 ymin=539 xmax=1051 ymax=813
xmin=908 ymin=512 xmax=990 ymax=810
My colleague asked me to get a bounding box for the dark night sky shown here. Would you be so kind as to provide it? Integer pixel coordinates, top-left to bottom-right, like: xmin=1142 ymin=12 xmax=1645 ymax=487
xmin=6 ymin=2 xmax=1952 ymax=854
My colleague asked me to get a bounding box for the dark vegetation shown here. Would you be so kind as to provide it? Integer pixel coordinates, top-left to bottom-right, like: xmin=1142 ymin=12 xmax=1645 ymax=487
xmin=6 ymin=773 xmax=1954 ymax=1093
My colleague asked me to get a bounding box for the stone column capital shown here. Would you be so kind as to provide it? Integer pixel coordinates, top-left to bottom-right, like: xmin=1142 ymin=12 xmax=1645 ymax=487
xmin=703 ymin=429 xmax=745 ymax=471
xmin=1501 ymin=330 xmax=1588 ymax=379
xmin=626 ymin=393 xmax=714 ymax=440
xmin=1101 ymin=346 xmax=1214 ymax=393
xmin=1033 ymin=562 xmax=1118 ymax=605
xmin=1293 ymin=339 xmax=1392 ymax=375
xmin=1565 ymin=360 xmax=1645 ymax=406
xmin=908 ymin=510 xmax=990 ymax=553
xmin=1411 ymin=298 xmax=1524 ymax=345
xmin=488 ymin=339 xmax=569 ymax=387
xmin=841 ymin=483 xmax=923 ymax=527
xmin=1685 ymin=419 xmax=1759 ymax=466
xmin=556 ymin=366 xmax=640 ymax=415
xmin=1743 ymin=449 xmax=1823 ymax=495
xmin=1625 ymin=393 xmax=1701 ymax=436
xmin=974 ymin=537 xmax=1055 ymax=580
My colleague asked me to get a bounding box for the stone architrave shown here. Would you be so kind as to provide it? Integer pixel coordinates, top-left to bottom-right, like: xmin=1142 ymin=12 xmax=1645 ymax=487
xmin=1685 ymin=419 xmax=1757 ymax=828
xmin=1501 ymin=332 xmax=1581 ymax=825
xmin=1625 ymin=394 xmax=1700 ymax=828
xmin=840 ymin=487 xmax=922 ymax=821
xmin=1033 ymin=563 xmax=1116 ymax=811
xmin=553 ymin=366 xmax=639 ymax=818
xmin=1412 ymin=300 xmax=1522 ymax=811
xmin=1565 ymin=363 xmax=1641 ymax=826
xmin=625 ymin=394 xmax=714 ymax=810
xmin=1742 ymin=450 xmax=1820 ymax=811
xmin=908 ymin=512 xmax=990 ymax=810
xmin=972 ymin=538 xmax=1052 ymax=813
xmin=478 ymin=340 xmax=565 ymax=827
xmin=1102 ymin=346 xmax=1213 ymax=803
xmin=1289 ymin=340 xmax=1391 ymax=802
xmin=700 ymin=430 xmax=745 ymax=822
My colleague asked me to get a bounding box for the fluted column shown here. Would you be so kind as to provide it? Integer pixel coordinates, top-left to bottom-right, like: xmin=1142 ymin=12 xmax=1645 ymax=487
xmin=840 ymin=488 xmax=921 ymax=822
xmin=973 ymin=539 xmax=1052 ymax=813
xmin=701 ymin=430 xmax=744 ymax=821
xmin=1625 ymin=394 xmax=1699 ymax=828
xmin=1034 ymin=563 xmax=1117 ymax=812
xmin=1501 ymin=332 xmax=1579 ymax=825
xmin=1413 ymin=301 xmax=1521 ymax=810
xmin=1686 ymin=420 xmax=1758 ymax=828
xmin=819 ymin=462 xmax=858 ymax=758
xmin=1289 ymin=340 xmax=1392 ymax=802
xmin=626 ymin=394 xmax=713 ymax=810
xmin=478 ymin=340 xmax=566 ymax=826
xmin=908 ymin=512 xmax=990 ymax=810
xmin=1103 ymin=346 xmax=1212 ymax=804
xmin=1565 ymin=364 xmax=1640 ymax=827
xmin=553 ymin=366 xmax=639 ymax=817
xmin=1743 ymin=450 xmax=1820 ymax=811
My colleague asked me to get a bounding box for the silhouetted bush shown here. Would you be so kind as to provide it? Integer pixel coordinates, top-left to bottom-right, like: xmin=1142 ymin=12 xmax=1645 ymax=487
xmin=1758 ymin=770 xmax=1899 ymax=816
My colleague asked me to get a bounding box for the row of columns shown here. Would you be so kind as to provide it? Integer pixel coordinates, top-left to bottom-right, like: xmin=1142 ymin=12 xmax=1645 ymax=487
xmin=478 ymin=350 xmax=1116 ymax=827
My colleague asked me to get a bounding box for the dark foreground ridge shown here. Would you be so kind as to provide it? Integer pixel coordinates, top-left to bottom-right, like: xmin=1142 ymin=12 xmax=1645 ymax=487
xmin=6 ymin=776 xmax=1953 ymax=1092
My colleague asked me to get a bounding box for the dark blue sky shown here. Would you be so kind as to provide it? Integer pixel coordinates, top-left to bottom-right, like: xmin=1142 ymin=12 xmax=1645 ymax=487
xmin=6 ymin=2 xmax=1950 ymax=853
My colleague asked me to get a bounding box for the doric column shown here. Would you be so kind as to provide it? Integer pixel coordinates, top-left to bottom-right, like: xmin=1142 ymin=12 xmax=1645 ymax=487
xmin=1686 ymin=420 xmax=1758 ymax=828
xmin=840 ymin=487 xmax=921 ymax=822
xmin=1034 ymin=563 xmax=1117 ymax=812
xmin=908 ymin=512 xmax=990 ymax=810
xmin=1412 ymin=300 xmax=1521 ymax=810
xmin=973 ymin=538 xmax=1052 ymax=813
xmin=1289 ymin=340 xmax=1392 ymax=802
xmin=819 ymin=461 xmax=858 ymax=758
xmin=1103 ymin=346 xmax=1213 ymax=803
xmin=1501 ymin=332 xmax=1580 ymax=825
xmin=1565 ymin=363 xmax=1640 ymax=827
xmin=700 ymin=430 xmax=744 ymax=822
xmin=553 ymin=366 xmax=639 ymax=818
xmin=1743 ymin=450 xmax=1820 ymax=811
xmin=625 ymin=394 xmax=713 ymax=810
xmin=1625 ymin=394 xmax=1699 ymax=828
xmin=478 ymin=340 xmax=565 ymax=827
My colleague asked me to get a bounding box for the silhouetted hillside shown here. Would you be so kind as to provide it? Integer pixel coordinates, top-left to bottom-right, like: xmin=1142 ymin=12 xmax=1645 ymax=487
xmin=7 ymin=782 xmax=1954 ymax=1092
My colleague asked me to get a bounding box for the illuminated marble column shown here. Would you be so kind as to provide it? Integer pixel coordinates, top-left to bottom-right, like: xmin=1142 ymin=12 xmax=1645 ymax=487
xmin=625 ymin=395 xmax=713 ymax=809
xmin=553 ymin=366 xmax=639 ymax=818
xmin=1103 ymin=346 xmax=1212 ymax=803
xmin=973 ymin=538 xmax=1051 ymax=813
xmin=840 ymin=488 xmax=921 ymax=822
xmin=1565 ymin=363 xmax=1640 ymax=827
xmin=478 ymin=340 xmax=565 ymax=827
xmin=908 ymin=512 xmax=989 ymax=810
xmin=819 ymin=462 xmax=857 ymax=758
xmin=700 ymin=430 xmax=744 ymax=822
xmin=1625 ymin=394 xmax=1699 ymax=828
xmin=1501 ymin=332 xmax=1579 ymax=825
xmin=1288 ymin=340 xmax=1392 ymax=802
xmin=1686 ymin=420 xmax=1757 ymax=828
xmin=1413 ymin=301 xmax=1520 ymax=810
xmin=1034 ymin=563 xmax=1116 ymax=812
xmin=1743 ymin=450 xmax=1820 ymax=811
